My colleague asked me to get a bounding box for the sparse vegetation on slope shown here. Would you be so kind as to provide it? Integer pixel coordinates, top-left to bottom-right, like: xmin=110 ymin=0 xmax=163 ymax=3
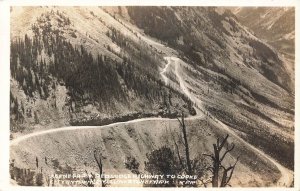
xmin=126 ymin=6 xmax=294 ymax=170
xmin=10 ymin=118 xmax=281 ymax=187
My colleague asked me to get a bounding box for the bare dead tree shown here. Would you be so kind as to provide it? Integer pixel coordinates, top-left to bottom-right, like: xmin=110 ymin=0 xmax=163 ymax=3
xmin=94 ymin=149 xmax=106 ymax=187
xmin=170 ymin=129 xmax=184 ymax=170
xmin=35 ymin=157 xmax=39 ymax=169
xmin=177 ymin=112 xmax=192 ymax=174
xmin=84 ymin=170 xmax=96 ymax=187
xmin=220 ymin=156 xmax=239 ymax=187
xmin=45 ymin=175 xmax=51 ymax=186
xmin=203 ymin=134 xmax=239 ymax=187
xmin=51 ymin=176 xmax=55 ymax=187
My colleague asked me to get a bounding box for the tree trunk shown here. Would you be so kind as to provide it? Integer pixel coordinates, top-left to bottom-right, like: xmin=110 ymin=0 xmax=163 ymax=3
xmin=212 ymin=144 xmax=219 ymax=187
xmin=94 ymin=150 xmax=105 ymax=187
xmin=180 ymin=113 xmax=192 ymax=174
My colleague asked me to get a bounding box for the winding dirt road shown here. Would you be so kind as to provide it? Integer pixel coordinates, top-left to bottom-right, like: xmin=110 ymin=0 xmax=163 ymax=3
xmin=160 ymin=57 xmax=172 ymax=85
xmin=10 ymin=21 xmax=293 ymax=187
xmin=163 ymin=56 xmax=293 ymax=187
xmin=10 ymin=116 xmax=203 ymax=147
xmin=10 ymin=55 xmax=293 ymax=187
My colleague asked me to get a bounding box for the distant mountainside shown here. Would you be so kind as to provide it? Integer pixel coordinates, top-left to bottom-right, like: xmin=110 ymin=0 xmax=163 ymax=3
xmin=230 ymin=7 xmax=295 ymax=84
xmin=10 ymin=6 xmax=294 ymax=170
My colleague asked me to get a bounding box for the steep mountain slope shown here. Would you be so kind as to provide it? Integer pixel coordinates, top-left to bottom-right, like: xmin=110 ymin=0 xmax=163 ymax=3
xmin=10 ymin=118 xmax=282 ymax=187
xmin=230 ymin=7 xmax=295 ymax=86
xmin=10 ymin=6 xmax=294 ymax=187
xmin=232 ymin=7 xmax=294 ymax=57
xmin=124 ymin=6 xmax=294 ymax=169
xmin=10 ymin=7 xmax=194 ymax=135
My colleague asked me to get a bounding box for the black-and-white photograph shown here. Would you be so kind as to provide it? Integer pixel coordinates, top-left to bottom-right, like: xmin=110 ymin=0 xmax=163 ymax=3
xmin=6 ymin=5 xmax=296 ymax=188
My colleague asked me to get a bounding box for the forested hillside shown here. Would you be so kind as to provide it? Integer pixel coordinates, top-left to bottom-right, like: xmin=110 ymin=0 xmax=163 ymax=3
xmin=10 ymin=9 xmax=194 ymax=133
